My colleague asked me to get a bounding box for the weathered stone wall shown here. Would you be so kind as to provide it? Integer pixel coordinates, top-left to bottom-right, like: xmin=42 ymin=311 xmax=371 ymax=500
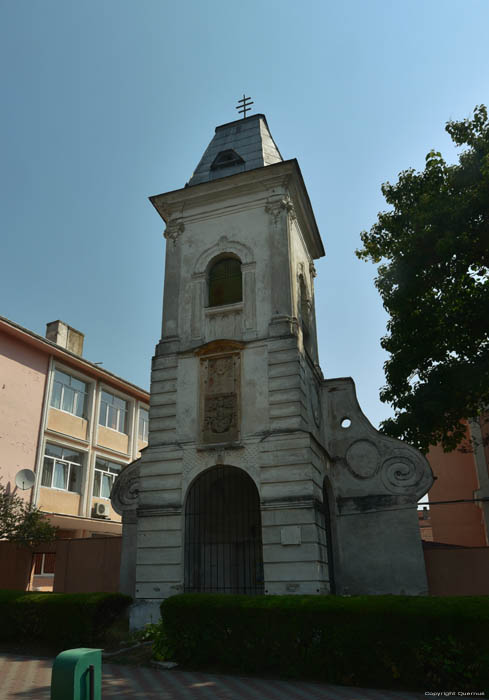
xmin=113 ymin=156 xmax=433 ymax=627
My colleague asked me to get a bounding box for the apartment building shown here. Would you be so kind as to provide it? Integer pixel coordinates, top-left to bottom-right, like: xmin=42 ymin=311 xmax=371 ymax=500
xmin=0 ymin=316 xmax=149 ymax=543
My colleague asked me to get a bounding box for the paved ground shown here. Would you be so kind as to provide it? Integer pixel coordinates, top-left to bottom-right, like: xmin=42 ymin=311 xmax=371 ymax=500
xmin=0 ymin=653 xmax=433 ymax=699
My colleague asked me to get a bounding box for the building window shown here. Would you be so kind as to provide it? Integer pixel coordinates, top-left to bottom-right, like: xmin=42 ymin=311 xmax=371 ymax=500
xmin=93 ymin=458 xmax=121 ymax=499
xmin=41 ymin=444 xmax=83 ymax=493
xmin=208 ymin=257 xmax=242 ymax=307
xmin=139 ymin=408 xmax=149 ymax=442
xmin=50 ymin=369 xmax=88 ymax=418
xmin=33 ymin=552 xmax=56 ymax=576
xmin=99 ymin=391 xmax=128 ymax=433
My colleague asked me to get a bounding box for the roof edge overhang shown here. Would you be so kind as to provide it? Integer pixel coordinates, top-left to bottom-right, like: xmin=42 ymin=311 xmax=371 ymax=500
xmin=0 ymin=315 xmax=149 ymax=401
xmin=214 ymin=113 xmax=268 ymax=133
xmin=42 ymin=511 xmax=122 ymax=534
xmin=149 ymin=159 xmax=325 ymax=259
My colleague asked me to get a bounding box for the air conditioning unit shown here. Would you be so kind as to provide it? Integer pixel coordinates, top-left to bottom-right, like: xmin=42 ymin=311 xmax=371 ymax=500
xmin=93 ymin=502 xmax=109 ymax=518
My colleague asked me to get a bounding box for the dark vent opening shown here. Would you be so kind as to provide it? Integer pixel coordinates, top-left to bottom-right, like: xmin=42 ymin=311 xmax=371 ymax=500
xmin=210 ymin=149 xmax=245 ymax=171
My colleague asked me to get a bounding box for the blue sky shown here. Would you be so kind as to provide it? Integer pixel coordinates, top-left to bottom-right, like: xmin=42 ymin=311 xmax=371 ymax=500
xmin=1 ymin=0 xmax=488 ymax=429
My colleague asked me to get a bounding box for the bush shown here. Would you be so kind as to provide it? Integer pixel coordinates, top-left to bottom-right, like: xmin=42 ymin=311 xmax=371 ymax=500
xmin=0 ymin=590 xmax=132 ymax=648
xmin=159 ymin=594 xmax=489 ymax=691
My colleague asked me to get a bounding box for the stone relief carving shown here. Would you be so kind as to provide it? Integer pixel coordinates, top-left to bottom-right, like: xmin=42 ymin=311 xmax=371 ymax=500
xmin=204 ymin=394 xmax=237 ymax=434
xmin=200 ymin=350 xmax=241 ymax=444
xmin=345 ymin=439 xmax=380 ymax=480
xmin=111 ymin=459 xmax=140 ymax=515
xmin=205 ymin=306 xmax=243 ymax=341
xmin=164 ymin=218 xmax=185 ymax=245
xmin=381 ymin=453 xmax=433 ymax=496
xmin=323 ymin=377 xmax=433 ymax=502
xmin=265 ymin=195 xmax=297 ymax=225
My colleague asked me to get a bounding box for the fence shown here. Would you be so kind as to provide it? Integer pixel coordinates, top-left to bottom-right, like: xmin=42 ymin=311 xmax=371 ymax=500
xmin=0 ymin=537 xmax=122 ymax=593
xmin=423 ymin=542 xmax=489 ymax=595
xmin=2 ymin=536 xmax=489 ymax=596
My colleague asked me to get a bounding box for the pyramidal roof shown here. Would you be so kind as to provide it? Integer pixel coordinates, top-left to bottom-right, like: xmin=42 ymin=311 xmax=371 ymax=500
xmin=187 ymin=113 xmax=283 ymax=187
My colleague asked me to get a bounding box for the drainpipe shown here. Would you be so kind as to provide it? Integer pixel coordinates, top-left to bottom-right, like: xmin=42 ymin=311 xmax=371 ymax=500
xmin=32 ymin=356 xmax=54 ymax=508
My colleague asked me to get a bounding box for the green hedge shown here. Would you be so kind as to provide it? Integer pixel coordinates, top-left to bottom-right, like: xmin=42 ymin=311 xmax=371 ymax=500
xmin=0 ymin=590 xmax=132 ymax=647
xmin=158 ymin=594 xmax=489 ymax=691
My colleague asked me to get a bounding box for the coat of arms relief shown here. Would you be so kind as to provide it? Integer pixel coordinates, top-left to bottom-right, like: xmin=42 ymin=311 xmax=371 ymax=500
xmin=200 ymin=349 xmax=241 ymax=444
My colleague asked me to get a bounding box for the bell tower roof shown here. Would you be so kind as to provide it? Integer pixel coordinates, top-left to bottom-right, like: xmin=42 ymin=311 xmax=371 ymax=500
xmin=187 ymin=113 xmax=283 ymax=186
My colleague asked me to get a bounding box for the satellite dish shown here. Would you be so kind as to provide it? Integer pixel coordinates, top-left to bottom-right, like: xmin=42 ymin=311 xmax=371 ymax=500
xmin=15 ymin=469 xmax=35 ymax=490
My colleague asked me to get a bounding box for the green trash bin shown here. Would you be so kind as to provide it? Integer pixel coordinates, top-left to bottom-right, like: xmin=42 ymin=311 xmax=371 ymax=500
xmin=51 ymin=648 xmax=102 ymax=700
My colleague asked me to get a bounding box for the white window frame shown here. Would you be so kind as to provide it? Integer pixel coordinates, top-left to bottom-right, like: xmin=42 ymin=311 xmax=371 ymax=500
xmin=50 ymin=367 xmax=88 ymax=419
xmin=139 ymin=407 xmax=149 ymax=442
xmin=93 ymin=457 xmax=122 ymax=499
xmin=41 ymin=444 xmax=84 ymax=493
xmin=33 ymin=552 xmax=56 ymax=577
xmin=98 ymin=389 xmax=129 ymax=434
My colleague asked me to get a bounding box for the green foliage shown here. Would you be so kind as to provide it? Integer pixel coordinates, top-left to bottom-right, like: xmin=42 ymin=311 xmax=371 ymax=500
xmin=158 ymin=594 xmax=489 ymax=691
xmin=133 ymin=622 xmax=161 ymax=643
xmin=0 ymin=590 xmax=132 ymax=647
xmin=0 ymin=481 xmax=57 ymax=546
xmin=356 ymin=105 xmax=489 ymax=452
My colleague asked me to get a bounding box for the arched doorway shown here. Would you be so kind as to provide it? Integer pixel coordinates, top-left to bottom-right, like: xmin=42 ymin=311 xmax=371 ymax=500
xmin=184 ymin=465 xmax=264 ymax=594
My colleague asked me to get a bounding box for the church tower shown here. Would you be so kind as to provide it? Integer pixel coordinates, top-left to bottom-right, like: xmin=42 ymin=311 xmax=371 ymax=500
xmin=112 ymin=112 xmax=433 ymax=626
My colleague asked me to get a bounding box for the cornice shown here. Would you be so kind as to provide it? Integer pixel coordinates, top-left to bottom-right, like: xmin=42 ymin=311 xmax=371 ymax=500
xmin=0 ymin=316 xmax=149 ymax=401
xmin=149 ymin=160 xmax=325 ymax=260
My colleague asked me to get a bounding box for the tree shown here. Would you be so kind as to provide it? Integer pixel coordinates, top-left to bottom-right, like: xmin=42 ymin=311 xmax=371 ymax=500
xmin=356 ymin=105 xmax=489 ymax=453
xmin=0 ymin=481 xmax=57 ymax=546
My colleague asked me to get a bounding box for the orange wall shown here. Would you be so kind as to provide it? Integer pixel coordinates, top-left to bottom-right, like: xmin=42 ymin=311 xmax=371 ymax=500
xmin=0 ymin=332 xmax=48 ymax=500
xmin=428 ymin=437 xmax=486 ymax=546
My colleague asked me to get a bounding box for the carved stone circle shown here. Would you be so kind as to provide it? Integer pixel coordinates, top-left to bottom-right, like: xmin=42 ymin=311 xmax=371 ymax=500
xmin=345 ymin=439 xmax=380 ymax=480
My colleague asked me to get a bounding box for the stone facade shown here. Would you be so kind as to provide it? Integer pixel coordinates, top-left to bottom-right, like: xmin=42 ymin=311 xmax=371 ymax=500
xmin=112 ymin=114 xmax=433 ymax=627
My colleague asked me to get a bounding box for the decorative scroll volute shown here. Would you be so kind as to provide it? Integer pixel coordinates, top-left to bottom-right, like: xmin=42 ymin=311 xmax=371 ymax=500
xmin=111 ymin=459 xmax=140 ymax=515
xmin=323 ymin=377 xmax=434 ymax=501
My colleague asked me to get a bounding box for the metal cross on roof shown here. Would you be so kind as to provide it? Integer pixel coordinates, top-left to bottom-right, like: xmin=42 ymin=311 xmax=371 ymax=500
xmin=236 ymin=94 xmax=254 ymax=119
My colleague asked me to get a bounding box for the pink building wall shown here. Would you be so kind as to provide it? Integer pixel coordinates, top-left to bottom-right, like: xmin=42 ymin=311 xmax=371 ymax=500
xmin=428 ymin=435 xmax=486 ymax=546
xmin=0 ymin=330 xmax=48 ymax=502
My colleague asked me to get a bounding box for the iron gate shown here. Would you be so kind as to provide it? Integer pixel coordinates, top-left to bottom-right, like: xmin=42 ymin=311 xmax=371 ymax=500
xmin=184 ymin=465 xmax=264 ymax=594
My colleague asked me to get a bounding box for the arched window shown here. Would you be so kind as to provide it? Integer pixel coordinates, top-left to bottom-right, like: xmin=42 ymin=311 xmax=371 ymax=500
xmin=208 ymin=257 xmax=242 ymax=307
